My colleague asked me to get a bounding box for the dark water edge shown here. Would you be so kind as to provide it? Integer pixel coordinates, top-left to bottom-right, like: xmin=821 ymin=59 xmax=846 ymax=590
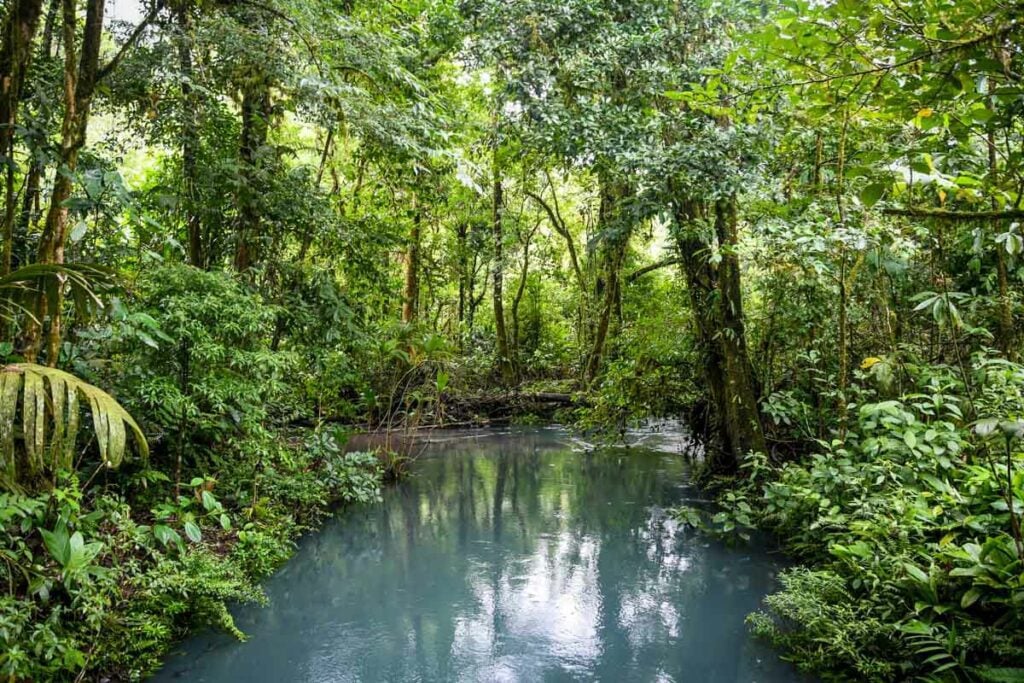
xmin=153 ymin=424 xmax=805 ymax=683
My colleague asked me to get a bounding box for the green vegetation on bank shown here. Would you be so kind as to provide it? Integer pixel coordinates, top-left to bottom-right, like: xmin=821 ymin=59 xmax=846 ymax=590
xmin=0 ymin=0 xmax=1022 ymax=679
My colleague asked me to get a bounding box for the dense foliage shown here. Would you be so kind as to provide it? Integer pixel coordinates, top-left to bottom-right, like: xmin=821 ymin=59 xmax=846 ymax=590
xmin=0 ymin=0 xmax=1022 ymax=678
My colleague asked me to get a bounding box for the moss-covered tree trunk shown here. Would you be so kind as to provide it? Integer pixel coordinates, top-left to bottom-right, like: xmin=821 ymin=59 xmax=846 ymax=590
xmin=492 ymin=154 xmax=512 ymax=383
xmin=584 ymin=180 xmax=629 ymax=383
xmin=674 ymin=197 xmax=765 ymax=472
xmin=23 ymin=0 xmax=104 ymax=363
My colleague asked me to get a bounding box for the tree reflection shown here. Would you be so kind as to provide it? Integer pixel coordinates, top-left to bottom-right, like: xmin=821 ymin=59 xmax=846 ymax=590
xmin=155 ymin=427 xmax=798 ymax=683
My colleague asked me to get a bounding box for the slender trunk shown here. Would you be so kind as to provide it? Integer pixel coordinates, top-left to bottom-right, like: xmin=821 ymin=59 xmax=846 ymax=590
xmin=835 ymin=110 xmax=850 ymax=437
xmin=525 ymin=185 xmax=587 ymax=361
xmin=402 ymin=196 xmax=420 ymax=324
xmin=12 ymin=0 xmax=54 ymax=250
xmin=511 ymin=221 xmax=538 ymax=357
xmin=456 ymin=221 xmax=468 ymax=343
xmin=23 ymin=0 xmax=104 ymax=363
xmin=584 ymin=180 xmax=628 ymax=383
xmin=41 ymin=0 xmax=58 ymax=56
xmin=177 ymin=0 xmax=203 ymax=268
xmin=1 ymin=0 xmax=45 ymax=276
xmin=296 ymin=127 xmax=334 ymax=262
xmin=812 ymin=132 xmax=823 ymax=191
xmin=492 ymin=154 xmax=512 ymax=382
xmin=988 ymin=129 xmax=1015 ymax=358
xmin=234 ymin=77 xmax=270 ymax=272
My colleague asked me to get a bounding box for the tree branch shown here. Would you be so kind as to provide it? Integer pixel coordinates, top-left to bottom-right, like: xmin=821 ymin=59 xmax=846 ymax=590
xmin=883 ymin=207 xmax=1024 ymax=221
xmin=96 ymin=1 xmax=163 ymax=84
xmin=746 ymin=21 xmax=1021 ymax=94
xmin=525 ymin=188 xmax=585 ymax=290
xmin=627 ymin=256 xmax=683 ymax=284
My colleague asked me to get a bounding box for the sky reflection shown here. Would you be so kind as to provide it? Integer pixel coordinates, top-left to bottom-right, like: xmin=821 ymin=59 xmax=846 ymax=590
xmin=154 ymin=426 xmax=803 ymax=683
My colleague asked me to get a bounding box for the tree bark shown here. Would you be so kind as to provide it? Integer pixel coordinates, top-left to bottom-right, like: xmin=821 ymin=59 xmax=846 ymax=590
xmin=23 ymin=0 xmax=105 ymax=363
xmin=511 ymin=220 xmax=539 ymax=357
xmin=987 ymin=128 xmax=1015 ymax=358
xmin=674 ymin=196 xmax=765 ymax=472
xmin=456 ymin=221 xmax=468 ymax=341
xmin=584 ymin=180 xmax=628 ymax=383
xmin=14 ymin=0 xmax=55 ymax=257
xmin=1 ymin=0 xmax=45 ymax=276
xmin=402 ymin=196 xmax=421 ymax=324
xmin=234 ymin=77 xmax=270 ymax=272
xmin=713 ymin=198 xmax=767 ymax=461
xmin=492 ymin=154 xmax=512 ymax=382
xmin=177 ymin=0 xmax=203 ymax=268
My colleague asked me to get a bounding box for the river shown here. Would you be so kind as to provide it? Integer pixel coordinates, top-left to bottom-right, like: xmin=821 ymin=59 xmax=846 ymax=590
xmin=153 ymin=425 xmax=801 ymax=682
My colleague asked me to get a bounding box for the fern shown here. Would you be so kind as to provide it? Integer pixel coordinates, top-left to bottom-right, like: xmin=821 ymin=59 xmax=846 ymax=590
xmin=904 ymin=626 xmax=971 ymax=683
xmin=0 ymin=363 xmax=147 ymax=487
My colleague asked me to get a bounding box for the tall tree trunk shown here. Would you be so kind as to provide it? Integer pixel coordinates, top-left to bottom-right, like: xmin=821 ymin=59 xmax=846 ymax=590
xmin=525 ymin=185 xmax=587 ymax=361
xmin=835 ymin=110 xmax=850 ymax=437
xmin=492 ymin=155 xmax=512 ymax=382
xmin=674 ymin=197 xmax=765 ymax=472
xmin=1 ymin=0 xmax=45 ymax=276
xmin=176 ymin=0 xmax=203 ymax=268
xmin=402 ymin=196 xmax=421 ymax=324
xmin=584 ymin=180 xmax=628 ymax=383
xmin=511 ymin=220 xmax=538 ymax=358
xmin=13 ymin=0 xmax=58 ymax=262
xmin=456 ymin=221 xmax=468 ymax=342
xmin=988 ymin=129 xmax=1015 ymax=358
xmin=23 ymin=0 xmax=104 ymax=363
xmin=13 ymin=0 xmax=55 ymax=257
xmin=713 ymin=197 xmax=766 ymax=461
xmin=234 ymin=77 xmax=270 ymax=272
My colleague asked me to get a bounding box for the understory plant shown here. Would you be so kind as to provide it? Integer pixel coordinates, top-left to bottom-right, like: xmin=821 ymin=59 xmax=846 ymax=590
xmin=0 ymin=424 xmax=383 ymax=680
xmin=680 ymin=353 xmax=1024 ymax=682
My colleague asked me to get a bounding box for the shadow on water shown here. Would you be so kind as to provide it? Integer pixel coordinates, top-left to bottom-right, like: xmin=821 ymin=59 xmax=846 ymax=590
xmin=153 ymin=425 xmax=804 ymax=682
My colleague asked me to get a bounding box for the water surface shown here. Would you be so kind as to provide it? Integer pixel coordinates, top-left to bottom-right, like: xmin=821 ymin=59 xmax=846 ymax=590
xmin=155 ymin=426 xmax=799 ymax=682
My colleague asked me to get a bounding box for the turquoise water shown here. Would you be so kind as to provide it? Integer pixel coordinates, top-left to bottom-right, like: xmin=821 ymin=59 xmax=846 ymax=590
xmin=154 ymin=426 xmax=800 ymax=682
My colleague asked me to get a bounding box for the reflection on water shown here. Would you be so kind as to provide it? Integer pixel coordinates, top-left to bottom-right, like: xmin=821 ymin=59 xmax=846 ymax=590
xmin=154 ymin=426 xmax=800 ymax=682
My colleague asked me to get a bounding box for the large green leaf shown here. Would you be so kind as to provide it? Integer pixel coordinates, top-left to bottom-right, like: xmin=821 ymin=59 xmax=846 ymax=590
xmin=0 ymin=363 xmax=148 ymax=488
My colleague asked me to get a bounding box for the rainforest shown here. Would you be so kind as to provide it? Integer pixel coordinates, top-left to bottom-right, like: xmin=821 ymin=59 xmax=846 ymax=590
xmin=0 ymin=0 xmax=1022 ymax=680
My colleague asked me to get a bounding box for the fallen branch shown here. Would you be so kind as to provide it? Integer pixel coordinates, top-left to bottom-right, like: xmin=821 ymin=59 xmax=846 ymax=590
xmin=882 ymin=207 xmax=1024 ymax=221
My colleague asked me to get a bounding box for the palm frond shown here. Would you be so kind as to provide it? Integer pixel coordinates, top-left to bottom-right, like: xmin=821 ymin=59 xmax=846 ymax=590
xmin=0 ymin=263 xmax=116 ymax=324
xmin=0 ymin=363 xmax=147 ymax=487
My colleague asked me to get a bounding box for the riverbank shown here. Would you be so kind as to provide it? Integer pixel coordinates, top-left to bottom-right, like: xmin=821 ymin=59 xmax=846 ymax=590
xmin=0 ymin=427 xmax=383 ymax=681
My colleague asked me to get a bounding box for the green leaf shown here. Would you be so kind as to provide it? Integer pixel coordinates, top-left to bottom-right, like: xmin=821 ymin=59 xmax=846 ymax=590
xmin=0 ymin=363 xmax=148 ymax=486
xmin=961 ymin=587 xmax=983 ymax=608
xmin=903 ymin=562 xmax=929 ymax=584
xmin=860 ymin=183 xmax=886 ymax=207
xmin=40 ymin=524 xmax=71 ymax=568
xmin=69 ymin=221 xmax=88 ymax=244
xmin=183 ymin=520 xmax=202 ymax=543
xmin=153 ymin=524 xmax=180 ymax=548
